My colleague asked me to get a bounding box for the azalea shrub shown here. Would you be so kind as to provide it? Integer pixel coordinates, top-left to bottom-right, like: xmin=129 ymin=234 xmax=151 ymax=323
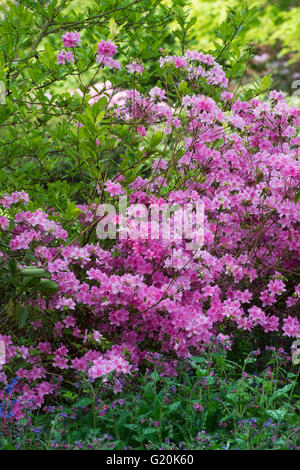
xmin=0 ymin=22 xmax=300 ymax=426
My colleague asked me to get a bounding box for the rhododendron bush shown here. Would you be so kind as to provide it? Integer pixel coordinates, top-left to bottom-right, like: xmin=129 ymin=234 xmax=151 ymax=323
xmin=0 ymin=2 xmax=299 ymax=428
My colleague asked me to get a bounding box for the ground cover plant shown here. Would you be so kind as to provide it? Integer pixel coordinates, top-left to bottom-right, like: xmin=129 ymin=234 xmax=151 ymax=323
xmin=0 ymin=0 xmax=299 ymax=450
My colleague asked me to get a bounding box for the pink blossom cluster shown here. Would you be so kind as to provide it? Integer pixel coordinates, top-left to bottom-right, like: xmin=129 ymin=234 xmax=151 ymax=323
xmin=57 ymin=31 xmax=81 ymax=64
xmin=96 ymin=40 xmax=121 ymax=70
xmin=0 ymin=190 xmax=29 ymax=208
xmin=97 ymin=39 xmax=117 ymax=57
xmin=57 ymin=50 xmax=74 ymax=64
xmin=117 ymin=88 xmax=173 ymax=125
xmin=126 ymin=60 xmax=144 ymax=75
xmin=96 ymin=55 xmax=121 ymax=70
xmin=62 ymin=31 xmax=81 ymax=48
xmin=160 ymin=50 xmax=228 ymax=88
xmin=7 ymin=208 xmax=67 ymax=250
xmin=89 ymin=349 xmax=131 ymax=381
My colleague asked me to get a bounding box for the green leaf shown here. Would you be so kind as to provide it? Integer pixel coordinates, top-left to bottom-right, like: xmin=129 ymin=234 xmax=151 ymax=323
xmin=37 ymin=279 xmax=58 ymax=294
xmin=294 ymin=191 xmax=300 ymax=204
xmin=271 ymin=384 xmax=293 ymax=402
xmin=19 ymin=267 xmax=51 ymax=278
xmin=74 ymin=397 xmax=93 ymax=408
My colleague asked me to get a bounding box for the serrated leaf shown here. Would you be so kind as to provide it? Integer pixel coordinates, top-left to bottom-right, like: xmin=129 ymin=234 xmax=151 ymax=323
xmin=19 ymin=267 xmax=51 ymax=278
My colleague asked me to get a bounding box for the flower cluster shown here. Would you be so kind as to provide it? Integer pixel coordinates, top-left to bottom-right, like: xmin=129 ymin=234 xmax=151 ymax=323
xmin=96 ymin=40 xmax=121 ymax=70
xmin=57 ymin=50 xmax=74 ymax=64
xmin=62 ymin=31 xmax=81 ymax=48
xmin=126 ymin=60 xmax=144 ymax=75
xmin=57 ymin=31 xmax=81 ymax=64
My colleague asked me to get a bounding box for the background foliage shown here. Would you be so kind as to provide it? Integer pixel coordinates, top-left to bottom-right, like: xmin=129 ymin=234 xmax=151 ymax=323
xmin=190 ymin=0 xmax=300 ymax=62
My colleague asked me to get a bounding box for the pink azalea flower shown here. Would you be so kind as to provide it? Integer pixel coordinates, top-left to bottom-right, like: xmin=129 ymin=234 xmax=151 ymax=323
xmin=126 ymin=61 xmax=144 ymax=75
xmin=137 ymin=125 xmax=146 ymax=137
xmin=57 ymin=50 xmax=65 ymax=64
xmin=62 ymin=31 xmax=81 ymax=48
xmin=104 ymin=179 xmax=125 ymax=197
xmin=97 ymin=40 xmax=117 ymax=57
